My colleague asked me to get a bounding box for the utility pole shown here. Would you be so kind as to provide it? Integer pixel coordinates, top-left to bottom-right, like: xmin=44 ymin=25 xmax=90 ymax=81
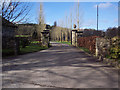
xmin=97 ymin=5 xmax=99 ymax=31
xmin=77 ymin=0 xmax=79 ymax=31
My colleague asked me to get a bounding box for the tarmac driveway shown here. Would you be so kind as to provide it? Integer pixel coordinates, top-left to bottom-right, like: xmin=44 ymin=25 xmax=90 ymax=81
xmin=2 ymin=42 xmax=119 ymax=88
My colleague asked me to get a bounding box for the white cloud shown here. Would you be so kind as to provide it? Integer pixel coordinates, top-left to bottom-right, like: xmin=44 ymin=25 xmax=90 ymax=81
xmin=94 ymin=2 xmax=112 ymax=8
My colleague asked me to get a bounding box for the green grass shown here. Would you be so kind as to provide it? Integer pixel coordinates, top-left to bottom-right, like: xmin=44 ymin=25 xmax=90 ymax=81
xmin=2 ymin=44 xmax=48 ymax=57
xmin=2 ymin=49 xmax=14 ymax=53
xmin=20 ymin=44 xmax=48 ymax=54
xmin=61 ymin=41 xmax=71 ymax=45
xmin=2 ymin=49 xmax=14 ymax=57
xmin=31 ymin=41 xmax=40 ymax=44
xmin=55 ymin=41 xmax=71 ymax=45
xmin=15 ymin=35 xmax=31 ymax=37
xmin=79 ymin=47 xmax=90 ymax=53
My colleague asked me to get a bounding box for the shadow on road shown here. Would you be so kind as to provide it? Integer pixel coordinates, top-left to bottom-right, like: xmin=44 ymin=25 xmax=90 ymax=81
xmin=2 ymin=42 xmax=119 ymax=88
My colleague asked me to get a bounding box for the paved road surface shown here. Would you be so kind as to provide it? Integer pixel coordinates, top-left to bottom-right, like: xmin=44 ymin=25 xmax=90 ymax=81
xmin=2 ymin=42 xmax=119 ymax=88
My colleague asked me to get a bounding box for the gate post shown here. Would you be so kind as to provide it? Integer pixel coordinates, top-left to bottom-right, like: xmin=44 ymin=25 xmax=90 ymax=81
xmin=96 ymin=38 xmax=99 ymax=57
xmin=71 ymin=29 xmax=77 ymax=46
xmin=41 ymin=29 xmax=50 ymax=48
xmin=76 ymin=31 xmax=84 ymax=47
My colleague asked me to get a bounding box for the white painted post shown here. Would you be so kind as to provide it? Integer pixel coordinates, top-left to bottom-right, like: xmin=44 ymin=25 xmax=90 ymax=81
xmin=96 ymin=38 xmax=99 ymax=57
xmin=72 ymin=30 xmax=77 ymax=46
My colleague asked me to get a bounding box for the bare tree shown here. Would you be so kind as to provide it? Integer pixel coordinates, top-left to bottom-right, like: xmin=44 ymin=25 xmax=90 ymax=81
xmin=1 ymin=0 xmax=32 ymax=23
xmin=38 ymin=3 xmax=45 ymax=25
xmin=36 ymin=3 xmax=46 ymax=39
xmin=70 ymin=12 xmax=73 ymax=29
xmin=77 ymin=1 xmax=80 ymax=30
xmin=73 ymin=2 xmax=84 ymax=30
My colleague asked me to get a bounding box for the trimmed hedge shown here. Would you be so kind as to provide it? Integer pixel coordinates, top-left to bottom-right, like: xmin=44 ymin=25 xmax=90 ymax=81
xmin=77 ymin=36 xmax=100 ymax=53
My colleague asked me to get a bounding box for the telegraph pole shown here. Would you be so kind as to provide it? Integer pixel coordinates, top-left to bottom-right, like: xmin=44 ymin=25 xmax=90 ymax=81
xmin=77 ymin=0 xmax=79 ymax=31
xmin=97 ymin=5 xmax=99 ymax=31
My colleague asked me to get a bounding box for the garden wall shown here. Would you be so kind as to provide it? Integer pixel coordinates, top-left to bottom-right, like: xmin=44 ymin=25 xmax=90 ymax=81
xmin=96 ymin=38 xmax=111 ymax=59
xmin=2 ymin=18 xmax=17 ymax=49
xmin=2 ymin=18 xmax=17 ymax=56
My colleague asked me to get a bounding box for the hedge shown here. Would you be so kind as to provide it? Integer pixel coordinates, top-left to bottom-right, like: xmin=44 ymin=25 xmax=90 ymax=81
xmin=77 ymin=36 xmax=100 ymax=53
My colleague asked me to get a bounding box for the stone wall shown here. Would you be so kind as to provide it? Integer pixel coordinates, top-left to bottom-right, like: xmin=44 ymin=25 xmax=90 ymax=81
xmin=71 ymin=30 xmax=77 ymax=46
xmin=96 ymin=37 xmax=120 ymax=68
xmin=2 ymin=18 xmax=17 ymax=49
xmin=2 ymin=18 xmax=18 ymax=56
xmin=96 ymin=38 xmax=111 ymax=60
xmin=41 ymin=30 xmax=50 ymax=48
xmin=71 ymin=30 xmax=83 ymax=47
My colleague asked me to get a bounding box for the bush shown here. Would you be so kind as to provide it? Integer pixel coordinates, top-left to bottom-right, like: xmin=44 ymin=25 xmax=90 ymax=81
xmin=77 ymin=36 xmax=100 ymax=53
xmin=2 ymin=49 xmax=14 ymax=57
xmin=109 ymin=37 xmax=120 ymax=59
xmin=20 ymin=38 xmax=31 ymax=48
xmin=110 ymin=46 xmax=120 ymax=59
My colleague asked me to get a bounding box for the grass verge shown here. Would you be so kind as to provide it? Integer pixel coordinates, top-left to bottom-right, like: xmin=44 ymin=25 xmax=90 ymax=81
xmin=78 ymin=47 xmax=90 ymax=54
xmin=2 ymin=44 xmax=48 ymax=58
xmin=20 ymin=44 xmax=48 ymax=54
xmin=55 ymin=41 xmax=71 ymax=45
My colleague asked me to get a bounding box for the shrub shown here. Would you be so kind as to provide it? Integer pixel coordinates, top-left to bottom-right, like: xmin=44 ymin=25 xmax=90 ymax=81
xmin=2 ymin=49 xmax=14 ymax=57
xmin=110 ymin=46 xmax=120 ymax=59
xmin=109 ymin=37 xmax=120 ymax=59
xmin=77 ymin=36 xmax=100 ymax=53
xmin=20 ymin=38 xmax=31 ymax=48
